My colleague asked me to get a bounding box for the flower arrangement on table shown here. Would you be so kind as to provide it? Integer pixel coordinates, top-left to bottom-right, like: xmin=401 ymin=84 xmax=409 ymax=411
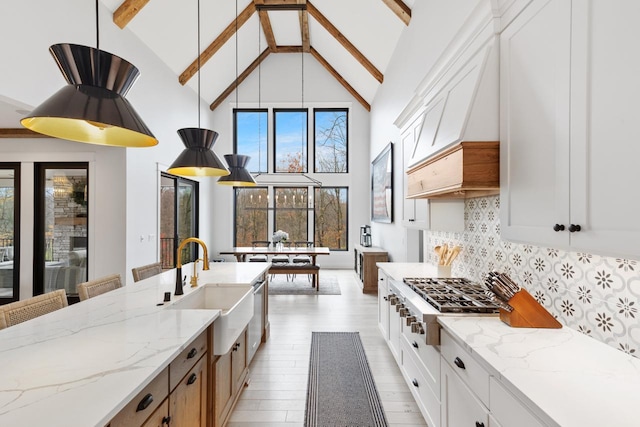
xmin=272 ymin=230 xmax=289 ymax=244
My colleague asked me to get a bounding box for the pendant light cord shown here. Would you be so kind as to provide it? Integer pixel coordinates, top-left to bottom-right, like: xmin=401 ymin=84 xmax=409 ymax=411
xmin=258 ymin=12 xmax=262 ymax=172
xmin=235 ymin=0 xmax=239 ymax=110
xmin=95 ymin=0 xmax=101 ymax=84
xmin=197 ymin=0 xmax=201 ymax=128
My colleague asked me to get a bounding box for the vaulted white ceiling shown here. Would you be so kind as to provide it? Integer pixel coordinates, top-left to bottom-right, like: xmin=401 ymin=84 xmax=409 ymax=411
xmin=99 ymin=0 xmax=414 ymax=112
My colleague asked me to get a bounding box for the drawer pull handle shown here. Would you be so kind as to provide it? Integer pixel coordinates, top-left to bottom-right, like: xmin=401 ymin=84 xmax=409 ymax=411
xmin=553 ymin=223 xmax=565 ymax=232
xmin=412 ymin=378 xmax=419 ymax=387
xmin=412 ymin=341 xmax=419 ymax=349
xmin=187 ymin=373 xmax=198 ymax=385
xmin=162 ymin=416 xmax=171 ymax=426
xmin=569 ymin=224 xmax=581 ymax=232
xmin=187 ymin=348 xmax=198 ymax=359
xmin=454 ymin=357 xmax=466 ymax=370
xmin=475 ymin=422 xmax=485 ymax=427
xmin=136 ymin=393 xmax=153 ymax=412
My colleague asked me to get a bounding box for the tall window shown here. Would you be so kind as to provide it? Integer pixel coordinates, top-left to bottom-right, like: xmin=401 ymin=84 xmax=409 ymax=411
xmin=0 ymin=164 xmax=19 ymax=304
xmin=160 ymin=173 xmax=199 ymax=268
xmin=315 ymin=187 xmax=348 ymax=250
xmin=235 ymin=109 xmax=268 ymax=173
xmin=34 ymin=163 xmax=88 ymax=302
xmin=314 ymin=109 xmax=348 ymax=173
xmin=275 ymin=187 xmax=308 ymax=243
xmin=274 ymin=109 xmax=307 ymax=173
xmin=234 ymin=187 xmax=268 ymax=246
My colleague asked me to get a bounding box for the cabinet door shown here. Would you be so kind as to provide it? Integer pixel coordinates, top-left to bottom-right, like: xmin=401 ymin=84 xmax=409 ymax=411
xmin=214 ymin=352 xmax=232 ymax=426
xmin=402 ymin=111 xmax=429 ymax=229
xmin=231 ymin=330 xmax=247 ymax=394
xmin=441 ymin=360 xmax=489 ymax=427
xmin=170 ymin=356 xmax=207 ymax=427
xmin=388 ymin=299 xmax=402 ymax=364
xmin=569 ymin=0 xmax=640 ymax=258
xmin=141 ymin=399 xmax=169 ymax=427
xmin=500 ymin=0 xmax=572 ymax=247
xmin=377 ymin=270 xmax=389 ymax=340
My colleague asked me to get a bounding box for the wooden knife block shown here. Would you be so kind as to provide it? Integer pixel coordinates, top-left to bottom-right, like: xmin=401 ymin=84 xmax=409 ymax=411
xmin=499 ymin=288 xmax=562 ymax=329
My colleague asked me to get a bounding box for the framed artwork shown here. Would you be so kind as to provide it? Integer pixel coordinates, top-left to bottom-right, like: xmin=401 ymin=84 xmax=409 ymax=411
xmin=371 ymin=142 xmax=393 ymax=223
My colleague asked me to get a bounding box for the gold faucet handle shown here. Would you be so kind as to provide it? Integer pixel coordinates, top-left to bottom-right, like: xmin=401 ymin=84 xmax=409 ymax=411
xmin=191 ymin=258 xmax=202 ymax=287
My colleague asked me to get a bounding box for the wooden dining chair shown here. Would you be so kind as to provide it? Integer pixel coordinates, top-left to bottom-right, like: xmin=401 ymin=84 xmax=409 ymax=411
xmin=249 ymin=241 xmax=270 ymax=262
xmin=271 ymin=241 xmax=293 ymax=281
xmin=77 ymin=274 xmax=123 ymax=301
xmin=132 ymin=262 xmax=163 ymax=282
xmin=292 ymin=241 xmax=314 ymax=282
xmin=0 ymin=289 xmax=68 ymax=330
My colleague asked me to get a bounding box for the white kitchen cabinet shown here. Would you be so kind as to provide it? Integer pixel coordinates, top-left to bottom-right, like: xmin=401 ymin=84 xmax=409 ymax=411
xmin=377 ymin=269 xmax=390 ymax=341
xmin=500 ymin=0 xmax=640 ymax=258
xmin=387 ymin=292 xmax=402 ymax=365
xmin=441 ymin=360 xmax=489 ymax=427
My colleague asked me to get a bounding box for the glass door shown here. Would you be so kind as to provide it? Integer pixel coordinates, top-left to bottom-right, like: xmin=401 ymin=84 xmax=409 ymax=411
xmin=34 ymin=163 xmax=88 ymax=302
xmin=160 ymin=173 xmax=199 ymax=268
xmin=0 ymin=164 xmax=20 ymax=304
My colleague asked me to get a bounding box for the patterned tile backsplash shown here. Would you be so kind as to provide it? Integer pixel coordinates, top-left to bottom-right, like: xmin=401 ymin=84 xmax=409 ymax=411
xmin=426 ymin=195 xmax=639 ymax=357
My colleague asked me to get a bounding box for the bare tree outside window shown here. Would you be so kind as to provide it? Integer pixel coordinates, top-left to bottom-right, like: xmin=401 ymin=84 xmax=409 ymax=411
xmin=315 ymin=109 xmax=347 ymax=173
xmin=235 ymin=187 xmax=268 ymax=246
xmin=315 ymin=187 xmax=348 ymax=250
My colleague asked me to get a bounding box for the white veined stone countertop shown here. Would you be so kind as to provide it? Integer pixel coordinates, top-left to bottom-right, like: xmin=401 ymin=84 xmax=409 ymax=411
xmin=438 ymin=316 xmax=640 ymax=427
xmin=0 ymin=262 xmax=270 ymax=427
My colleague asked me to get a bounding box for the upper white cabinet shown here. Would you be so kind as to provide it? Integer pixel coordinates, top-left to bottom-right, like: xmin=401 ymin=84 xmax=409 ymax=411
xmin=402 ymin=112 xmax=429 ymax=229
xmin=500 ymin=0 xmax=640 ymax=258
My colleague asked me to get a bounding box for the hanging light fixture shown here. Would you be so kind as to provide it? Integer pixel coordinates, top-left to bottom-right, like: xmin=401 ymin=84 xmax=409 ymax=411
xmin=168 ymin=0 xmax=229 ymax=177
xmin=218 ymin=0 xmax=257 ymax=186
xmin=21 ymin=0 xmax=157 ymax=147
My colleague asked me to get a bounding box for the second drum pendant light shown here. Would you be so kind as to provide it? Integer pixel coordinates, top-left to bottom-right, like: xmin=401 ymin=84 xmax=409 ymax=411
xmin=168 ymin=0 xmax=229 ymax=177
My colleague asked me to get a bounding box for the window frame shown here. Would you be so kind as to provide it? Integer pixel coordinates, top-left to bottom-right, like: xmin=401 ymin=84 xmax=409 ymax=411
xmin=314 ymin=186 xmax=349 ymax=251
xmin=0 ymin=163 xmax=20 ymax=305
xmin=233 ymin=186 xmax=269 ymax=247
xmin=233 ymin=108 xmax=269 ymax=174
xmin=313 ymin=108 xmax=349 ymax=174
xmin=273 ymin=108 xmax=308 ymax=173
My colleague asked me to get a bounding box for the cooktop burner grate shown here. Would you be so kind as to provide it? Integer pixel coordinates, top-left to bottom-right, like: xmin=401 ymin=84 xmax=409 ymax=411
xmin=403 ymin=277 xmax=499 ymax=313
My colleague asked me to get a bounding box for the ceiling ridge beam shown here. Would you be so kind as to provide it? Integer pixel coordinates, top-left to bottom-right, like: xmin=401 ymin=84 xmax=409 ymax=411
xmin=210 ymin=48 xmax=271 ymax=111
xmin=255 ymin=0 xmax=277 ymax=52
xmin=310 ymin=46 xmax=370 ymax=112
xmin=381 ymin=0 xmax=411 ymax=26
xmin=113 ymin=0 xmax=151 ymax=29
xmin=307 ymin=1 xmax=383 ymax=83
xmin=274 ymin=45 xmax=303 ymax=53
xmin=0 ymin=128 xmax=50 ymax=138
xmin=179 ymin=2 xmax=256 ymax=86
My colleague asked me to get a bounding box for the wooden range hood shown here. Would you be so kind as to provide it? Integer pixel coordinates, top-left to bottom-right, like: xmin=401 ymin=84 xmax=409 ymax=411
xmin=406 ymin=141 xmax=499 ymax=199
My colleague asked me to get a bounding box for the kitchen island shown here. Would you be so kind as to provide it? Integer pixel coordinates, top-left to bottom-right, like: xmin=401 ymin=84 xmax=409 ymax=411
xmin=0 ymin=262 xmax=269 ymax=427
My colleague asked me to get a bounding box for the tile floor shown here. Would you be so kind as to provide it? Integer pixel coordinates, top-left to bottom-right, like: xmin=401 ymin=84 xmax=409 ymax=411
xmin=227 ymin=269 xmax=428 ymax=427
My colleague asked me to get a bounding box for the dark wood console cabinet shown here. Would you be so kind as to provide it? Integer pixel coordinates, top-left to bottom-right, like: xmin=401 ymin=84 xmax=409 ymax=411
xmin=354 ymin=244 xmax=388 ymax=294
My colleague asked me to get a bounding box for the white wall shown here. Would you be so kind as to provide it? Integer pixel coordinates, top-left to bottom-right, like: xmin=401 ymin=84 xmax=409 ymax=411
xmin=208 ymin=53 xmax=371 ymax=268
xmin=369 ymin=0 xmax=485 ymax=262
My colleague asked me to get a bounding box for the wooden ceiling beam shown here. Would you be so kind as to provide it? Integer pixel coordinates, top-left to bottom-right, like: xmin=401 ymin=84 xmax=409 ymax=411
xmin=254 ymin=0 xmax=277 ymax=52
xmin=113 ymin=0 xmax=151 ymax=29
xmin=0 ymin=128 xmax=50 ymax=138
xmin=307 ymin=1 xmax=383 ymax=83
xmin=310 ymin=46 xmax=370 ymax=112
xmin=179 ymin=2 xmax=256 ymax=85
xmin=274 ymin=45 xmax=302 ymax=53
xmin=210 ymin=49 xmax=271 ymax=111
xmin=381 ymin=0 xmax=411 ymax=26
xmin=299 ymin=1 xmax=310 ymax=53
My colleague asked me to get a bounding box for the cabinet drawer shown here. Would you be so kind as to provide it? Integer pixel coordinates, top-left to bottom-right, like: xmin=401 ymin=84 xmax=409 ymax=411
xmin=441 ymin=330 xmax=490 ymax=406
xmin=401 ymin=338 xmax=440 ymax=427
xmin=170 ymin=330 xmax=207 ymax=391
xmin=441 ymin=360 xmax=489 ymax=427
xmin=109 ymin=367 xmax=169 ymax=427
xmin=490 ymin=377 xmax=545 ymax=427
xmin=400 ymin=325 xmax=440 ymax=398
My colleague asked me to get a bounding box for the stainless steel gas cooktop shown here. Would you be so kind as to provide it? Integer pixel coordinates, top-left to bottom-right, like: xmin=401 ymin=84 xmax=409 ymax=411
xmin=402 ymin=277 xmax=500 ymax=313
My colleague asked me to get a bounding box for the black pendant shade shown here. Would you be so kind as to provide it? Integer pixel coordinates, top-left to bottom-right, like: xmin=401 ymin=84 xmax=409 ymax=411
xmin=218 ymin=154 xmax=257 ymax=186
xmin=167 ymin=128 xmax=230 ymax=177
xmin=21 ymin=44 xmax=157 ymax=147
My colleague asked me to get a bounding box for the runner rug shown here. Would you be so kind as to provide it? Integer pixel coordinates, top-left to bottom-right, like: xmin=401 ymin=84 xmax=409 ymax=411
xmin=305 ymin=332 xmax=388 ymax=427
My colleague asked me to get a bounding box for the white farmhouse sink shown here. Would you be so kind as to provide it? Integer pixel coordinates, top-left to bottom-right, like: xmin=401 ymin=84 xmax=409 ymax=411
xmin=168 ymin=284 xmax=254 ymax=355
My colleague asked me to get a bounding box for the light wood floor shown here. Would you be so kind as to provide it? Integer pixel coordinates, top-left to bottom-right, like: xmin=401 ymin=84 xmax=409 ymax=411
xmin=228 ymin=269 xmax=428 ymax=427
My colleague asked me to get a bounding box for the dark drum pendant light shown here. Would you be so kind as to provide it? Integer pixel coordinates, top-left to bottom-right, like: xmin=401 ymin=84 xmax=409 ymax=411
xmin=21 ymin=1 xmax=157 ymax=147
xmin=168 ymin=128 xmax=229 ymax=176
xmin=218 ymin=154 xmax=257 ymax=186
xmin=168 ymin=0 xmax=229 ymax=177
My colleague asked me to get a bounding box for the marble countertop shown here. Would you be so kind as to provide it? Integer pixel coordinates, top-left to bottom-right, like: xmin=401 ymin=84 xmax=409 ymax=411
xmin=438 ymin=317 xmax=640 ymax=427
xmin=0 ymin=262 xmax=270 ymax=427
xmin=377 ymin=262 xmax=441 ymax=281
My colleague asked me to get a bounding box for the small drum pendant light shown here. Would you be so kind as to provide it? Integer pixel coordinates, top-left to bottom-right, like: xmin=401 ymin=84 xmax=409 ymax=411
xmin=21 ymin=2 xmax=157 ymax=147
xmin=167 ymin=0 xmax=229 ymax=177
xmin=218 ymin=154 xmax=257 ymax=186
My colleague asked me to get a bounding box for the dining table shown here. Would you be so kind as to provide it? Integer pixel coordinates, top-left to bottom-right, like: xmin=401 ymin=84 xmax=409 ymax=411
xmin=220 ymin=246 xmax=330 ymax=264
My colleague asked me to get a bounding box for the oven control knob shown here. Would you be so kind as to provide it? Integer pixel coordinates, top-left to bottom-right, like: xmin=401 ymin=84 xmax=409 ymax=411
xmin=389 ymin=295 xmax=398 ymax=305
xmin=399 ymin=308 xmax=409 ymax=317
xmin=395 ymin=303 xmax=405 ymax=312
xmin=406 ymin=316 xmax=417 ymax=326
xmin=411 ymin=322 xmax=425 ymax=335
